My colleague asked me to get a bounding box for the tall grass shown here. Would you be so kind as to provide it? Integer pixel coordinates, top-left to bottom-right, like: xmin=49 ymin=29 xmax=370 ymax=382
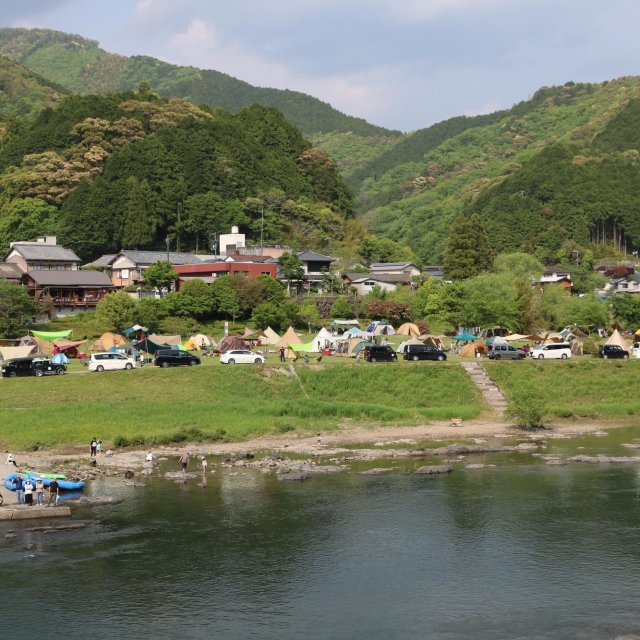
xmin=0 ymin=363 xmax=482 ymax=450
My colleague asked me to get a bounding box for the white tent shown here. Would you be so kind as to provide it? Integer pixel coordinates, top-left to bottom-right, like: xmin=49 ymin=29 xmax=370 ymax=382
xmin=313 ymin=327 xmax=336 ymax=350
xmin=0 ymin=345 xmax=36 ymax=360
xmin=261 ymin=327 xmax=281 ymax=346
xmin=396 ymin=337 xmax=423 ymax=353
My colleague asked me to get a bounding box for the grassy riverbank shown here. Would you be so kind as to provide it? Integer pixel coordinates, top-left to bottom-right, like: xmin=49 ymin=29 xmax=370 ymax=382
xmin=0 ymin=361 xmax=482 ymax=450
xmin=485 ymin=359 xmax=640 ymax=419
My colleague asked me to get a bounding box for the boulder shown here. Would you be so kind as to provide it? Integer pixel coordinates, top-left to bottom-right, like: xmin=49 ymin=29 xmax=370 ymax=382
xmin=515 ymin=442 xmax=538 ymax=451
xmin=357 ymin=468 xmax=394 ymax=475
xmin=277 ymin=472 xmax=310 ymax=482
xmin=65 ymin=496 xmax=122 ymax=507
xmin=415 ymin=465 xmax=454 ymax=475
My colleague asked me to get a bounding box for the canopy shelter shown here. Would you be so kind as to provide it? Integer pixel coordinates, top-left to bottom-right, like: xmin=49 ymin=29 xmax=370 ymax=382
xmin=0 ymin=345 xmax=36 ymax=360
xmin=53 ymin=339 xmax=86 ymax=356
xmin=277 ymin=326 xmax=302 ymax=359
xmin=108 ymin=341 xmax=135 ymax=353
xmin=504 ymin=334 xmax=544 ymax=343
xmin=452 ymin=332 xmax=478 ymax=342
xmin=290 ymin=340 xmax=320 ymax=353
xmin=330 ymin=319 xmax=359 ymax=327
xmin=30 ymin=329 xmax=71 ymax=342
xmin=396 ymin=322 xmax=421 ymax=337
xmin=148 ymin=333 xmax=182 ymax=346
xmin=260 ymin=327 xmax=281 ymax=346
xmin=485 ymin=336 xmax=508 ymax=347
xmin=91 ymin=332 xmax=128 ymax=352
xmin=123 ymin=325 xmax=148 ymax=336
xmin=605 ymin=329 xmax=630 ymax=351
xmin=134 ymin=336 xmax=171 ymax=354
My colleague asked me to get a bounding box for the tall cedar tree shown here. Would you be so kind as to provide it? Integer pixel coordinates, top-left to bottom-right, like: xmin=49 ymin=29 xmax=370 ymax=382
xmin=122 ymin=177 xmax=157 ymax=248
xmin=443 ymin=214 xmax=494 ymax=280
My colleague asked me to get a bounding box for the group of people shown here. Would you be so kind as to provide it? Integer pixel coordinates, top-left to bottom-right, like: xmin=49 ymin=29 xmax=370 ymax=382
xmin=13 ymin=475 xmax=59 ymax=506
xmin=90 ymin=438 xmax=102 ymax=457
xmin=179 ymin=452 xmax=208 ymax=474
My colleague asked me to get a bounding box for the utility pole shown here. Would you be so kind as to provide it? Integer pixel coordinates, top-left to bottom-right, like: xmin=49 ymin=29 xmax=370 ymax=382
xmin=260 ymin=204 xmax=264 ymax=251
xmin=165 ymin=236 xmax=170 ymax=262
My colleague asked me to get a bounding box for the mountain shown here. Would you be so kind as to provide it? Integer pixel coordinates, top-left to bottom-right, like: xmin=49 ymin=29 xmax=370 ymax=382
xmin=0 ymin=28 xmax=394 ymax=137
xmin=351 ymin=77 xmax=640 ymax=262
xmin=0 ymin=55 xmax=65 ymax=125
xmin=0 ymin=90 xmax=354 ymax=261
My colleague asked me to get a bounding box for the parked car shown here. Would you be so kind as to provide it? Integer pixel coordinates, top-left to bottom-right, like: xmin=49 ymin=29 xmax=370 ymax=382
xmin=598 ymin=344 xmax=629 ymax=360
xmin=1 ymin=357 xmax=66 ymax=378
xmin=220 ymin=350 xmax=265 ymax=365
xmin=153 ymin=350 xmax=201 ymax=368
xmin=362 ymin=345 xmax=397 ymax=363
xmin=403 ymin=344 xmax=447 ymax=361
xmin=529 ymin=343 xmax=572 ymax=360
xmin=487 ymin=344 xmax=527 ymax=360
xmin=88 ymin=352 xmax=136 ymax=372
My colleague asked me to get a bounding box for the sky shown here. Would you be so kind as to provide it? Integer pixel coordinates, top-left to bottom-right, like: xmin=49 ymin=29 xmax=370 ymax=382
xmin=3 ymin=0 xmax=640 ymax=132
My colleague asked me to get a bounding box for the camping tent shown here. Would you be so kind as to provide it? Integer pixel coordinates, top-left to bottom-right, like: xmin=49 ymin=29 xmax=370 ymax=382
xmin=420 ymin=334 xmax=444 ymax=348
xmin=344 ymin=327 xmax=364 ymax=338
xmin=459 ymin=342 xmax=481 ymax=358
xmin=352 ymin=340 xmax=374 ymax=356
xmin=605 ymin=329 xmax=630 ymax=351
xmin=313 ymin=327 xmax=335 ymax=350
xmin=366 ymin=321 xmax=396 ymax=336
xmin=277 ymin=326 xmax=302 ymax=359
xmin=215 ymin=335 xmax=250 ymax=353
xmin=485 ymin=336 xmax=508 ymax=347
xmin=397 ymin=322 xmax=421 ymax=337
xmin=396 ymin=337 xmax=424 ymax=353
xmin=330 ymin=319 xmax=359 ymax=327
xmin=91 ymin=332 xmax=127 ymax=352
xmin=134 ymin=336 xmax=171 ymax=354
xmin=0 ymin=345 xmax=36 ymax=360
xmin=260 ymin=327 xmax=281 ymax=346
xmin=53 ymin=339 xmax=86 ymax=357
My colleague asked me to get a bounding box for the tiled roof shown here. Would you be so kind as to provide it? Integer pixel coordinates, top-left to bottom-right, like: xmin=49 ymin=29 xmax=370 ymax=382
xmin=296 ymin=250 xmax=335 ymax=262
xmin=0 ymin=262 xmax=23 ymax=280
xmin=8 ymin=242 xmax=80 ymax=263
xmin=344 ymin=272 xmax=410 ymax=284
xmin=84 ymin=254 xmax=116 ymax=268
xmin=369 ymin=262 xmax=418 ymax=271
xmin=119 ymin=250 xmax=205 ymax=265
xmin=25 ymin=270 xmax=113 ymax=287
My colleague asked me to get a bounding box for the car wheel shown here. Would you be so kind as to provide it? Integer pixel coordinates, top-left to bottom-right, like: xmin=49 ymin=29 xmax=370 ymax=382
xmin=624 ymin=354 xmax=629 ymax=360
xmin=561 ymin=354 xmax=568 ymax=360
xmin=494 ymin=354 xmax=501 ymax=360
xmin=412 ymin=355 xmax=419 ymax=362
xmin=538 ymin=355 xmax=544 ymax=360
xmin=96 ymin=365 xmax=105 ymax=372
xmin=228 ymin=358 xmax=235 ymax=365
xmin=35 ymin=369 xmax=44 ymax=377
xmin=189 ymin=360 xmax=197 ymax=366
xmin=437 ymin=355 xmax=444 ymax=361
xmin=9 ymin=371 xmax=17 ymax=378
xmin=56 ymin=368 xmax=65 ymax=375
xmin=161 ymin=361 xmax=170 ymax=368
xmin=255 ymin=358 xmax=262 ymax=364
xmin=370 ymin=357 xmax=377 ymax=363
xmin=125 ymin=363 xmax=133 ymax=370
xmin=603 ymin=355 xmax=608 ymax=360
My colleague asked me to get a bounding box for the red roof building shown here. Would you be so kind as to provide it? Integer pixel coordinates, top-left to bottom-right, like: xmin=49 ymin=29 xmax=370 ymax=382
xmin=173 ymin=262 xmax=277 ymax=288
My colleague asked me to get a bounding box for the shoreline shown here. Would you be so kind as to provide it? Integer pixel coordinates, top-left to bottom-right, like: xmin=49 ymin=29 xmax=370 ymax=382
xmin=2 ymin=418 xmax=631 ymax=474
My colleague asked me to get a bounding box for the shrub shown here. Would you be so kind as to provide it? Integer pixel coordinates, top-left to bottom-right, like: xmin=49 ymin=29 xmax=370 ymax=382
xmin=581 ymin=337 xmax=599 ymax=355
xmin=505 ymin=389 xmax=546 ymax=429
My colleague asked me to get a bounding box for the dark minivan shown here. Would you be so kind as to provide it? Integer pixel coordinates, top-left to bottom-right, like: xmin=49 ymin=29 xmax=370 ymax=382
xmin=153 ymin=350 xmax=201 ymax=367
xmin=362 ymin=345 xmax=397 ymax=363
xmin=403 ymin=344 xmax=447 ymax=362
xmin=1 ymin=357 xmax=66 ymax=378
xmin=598 ymin=344 xmax=629 ymax=360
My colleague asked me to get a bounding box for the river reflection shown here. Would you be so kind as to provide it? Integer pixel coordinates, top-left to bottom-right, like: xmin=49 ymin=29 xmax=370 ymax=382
xmin=2 ymin=456 xmax=640 ymax=639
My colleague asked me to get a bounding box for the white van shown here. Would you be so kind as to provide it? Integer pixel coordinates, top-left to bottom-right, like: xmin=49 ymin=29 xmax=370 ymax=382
xmin=529 ymin=343 xmax=572 ymax=360
xmin=89 ymin=352 xmax=136 ymax=372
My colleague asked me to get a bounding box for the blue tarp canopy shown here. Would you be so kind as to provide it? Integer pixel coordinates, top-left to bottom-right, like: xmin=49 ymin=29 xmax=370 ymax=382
xmin=452 ymin=332 xmax=478 ymax=341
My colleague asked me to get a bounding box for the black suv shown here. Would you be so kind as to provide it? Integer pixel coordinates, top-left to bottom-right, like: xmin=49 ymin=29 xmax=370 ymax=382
xmin=362 ymin=345 xmax=397 ymax=363
xmin=1 ymin=357 xmax=66 ymax=378
xmin=598 ymin=344 xmax=629 ymax=360
xmin=403 ymin=344 xmax=447 ymax=361
xmin=153 ymin=350 xmax=201 ymax=367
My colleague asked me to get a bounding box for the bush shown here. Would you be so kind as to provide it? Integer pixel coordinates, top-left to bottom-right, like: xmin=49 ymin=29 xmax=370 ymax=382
xmin=581 ymin=337 xmax=599 ymax=355
xmin=505 ymin=389 xmax=546 ymax=429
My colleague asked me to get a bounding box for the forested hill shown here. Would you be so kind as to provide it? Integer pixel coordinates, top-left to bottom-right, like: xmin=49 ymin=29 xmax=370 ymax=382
xmin=0 ymin=55 xmax=66 ymax=124
xmin=353 ymin=77 xmax=640 ymax=263
xmin=0 ymin=28 xmax=393 ymax=137
xmin=0 ymin=90 xmax=354 ymax=261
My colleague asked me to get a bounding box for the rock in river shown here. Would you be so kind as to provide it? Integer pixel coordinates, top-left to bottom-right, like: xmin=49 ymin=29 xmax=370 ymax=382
xmin=415 ymin=465 xmax=454 ymax=475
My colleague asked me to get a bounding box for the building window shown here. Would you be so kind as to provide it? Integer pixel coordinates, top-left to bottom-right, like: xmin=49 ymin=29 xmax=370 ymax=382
xmin=121 ymin=269 xmax=130 ymax=279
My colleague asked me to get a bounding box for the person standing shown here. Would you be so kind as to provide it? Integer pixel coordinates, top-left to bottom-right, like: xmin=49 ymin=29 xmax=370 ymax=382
xmin=200 ymin=456 xmax=208 ymax=473
xmin=35 ymin=479 xmax=45 ymax=506
xmin=14 ymin=474 xmax=24 ymax=505
xmin=96 ymin=440 xmax=102 ymax=455
xmin=139 ymin=353 xmax=145 ymax=367
xmin=24 ymin=479 xmax=34 ymax=506
xmin=279 ymin=346 xmax=285 ymax=362
xmin=90 ymin=438 xmax=98 ymax=457
xmin=47 ymin=478 xmax=59 ymax=507
xmin=179 ymin=452 xmax=190 ymax=474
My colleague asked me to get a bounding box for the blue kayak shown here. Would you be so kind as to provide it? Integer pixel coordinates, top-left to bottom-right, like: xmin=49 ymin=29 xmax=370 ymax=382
xmin=4 ymin=471 xmax=85 ymax=492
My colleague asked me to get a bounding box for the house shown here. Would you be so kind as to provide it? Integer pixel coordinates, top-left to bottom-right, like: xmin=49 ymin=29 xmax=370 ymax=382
xmin=22 ymin=270 xmax=113 ymax=317
xmin=0 ymin=262 xmax=24 ymax=284
xmin=296 ymin=250 xmax=335 ymax=285
xmin=422 ymin=265 xmax=444 ymax=278
xmin=173 ymin=261 xmax=277 ymax=287
xmin=536 ymin=266 xmax=572 ymax=291
xmin=342 ymin=272 xmax=412 ymax=296
xmin=219 ymin=226 xmax=246 ymax=256
xmin=86 ymin=250 xmax=208 ymax=287
xmin=369 ymin=262 xmax=421 ymax=277
xmin=4 ymin=236 xmax=81 ymax=273
xmin=608 ymin=277 xmax=640 ymax=294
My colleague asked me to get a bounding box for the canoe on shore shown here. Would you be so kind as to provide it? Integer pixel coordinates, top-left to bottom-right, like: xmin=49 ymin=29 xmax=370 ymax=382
xmin=3 ymin=471 xmax=85 ymax=492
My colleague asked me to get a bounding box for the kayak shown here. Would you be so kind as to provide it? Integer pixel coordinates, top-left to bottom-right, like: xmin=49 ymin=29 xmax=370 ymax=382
xmin=3 ymin=471 xmax=85 ymax=492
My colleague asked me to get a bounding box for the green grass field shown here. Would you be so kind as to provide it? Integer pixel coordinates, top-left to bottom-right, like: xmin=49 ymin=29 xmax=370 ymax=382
xmin=0 ymin=358 xmax=483 ymax=450
xmin=485 ymin=358 xmax=640 ymax=419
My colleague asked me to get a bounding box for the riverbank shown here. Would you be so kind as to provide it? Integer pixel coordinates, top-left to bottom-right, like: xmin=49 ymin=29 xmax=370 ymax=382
xmin=3 ymin=417 xmax=632 ymax=475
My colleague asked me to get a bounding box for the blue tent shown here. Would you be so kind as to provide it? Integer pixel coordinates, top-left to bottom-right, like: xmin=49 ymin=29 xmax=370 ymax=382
xmin=452 ymin=332 xmax=478 ymax=341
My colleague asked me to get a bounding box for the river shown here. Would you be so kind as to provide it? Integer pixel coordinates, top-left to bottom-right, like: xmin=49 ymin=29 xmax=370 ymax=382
xmin=2 ymin=432 xmax=640 ymax=639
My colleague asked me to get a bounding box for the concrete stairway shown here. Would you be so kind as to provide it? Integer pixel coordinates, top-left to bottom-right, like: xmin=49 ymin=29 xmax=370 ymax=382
xmin=460 ymin=361 xmax=507 ymax=416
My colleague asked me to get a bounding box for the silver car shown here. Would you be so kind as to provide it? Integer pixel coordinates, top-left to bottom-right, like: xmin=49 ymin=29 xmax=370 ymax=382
xmin=220 ymin=350 xmax=265 ymax=365
xmin=487 ymin=344 xmax=526 ymax=360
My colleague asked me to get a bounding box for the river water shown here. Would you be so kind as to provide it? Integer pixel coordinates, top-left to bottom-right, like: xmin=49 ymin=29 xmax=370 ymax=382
xmin=2 ymin=434 xmax=640 ymax=640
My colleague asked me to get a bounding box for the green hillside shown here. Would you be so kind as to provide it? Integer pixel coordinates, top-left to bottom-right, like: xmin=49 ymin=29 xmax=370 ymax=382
xmin=0 ymin=89 xmax=353 ymax=261
xmin=356 ymin=78 xmax=640 ymax=262
xmin=0 ymin=55 xmax=65 ymax=125
xmin=0 ymin=28 xmax=393 ymax=137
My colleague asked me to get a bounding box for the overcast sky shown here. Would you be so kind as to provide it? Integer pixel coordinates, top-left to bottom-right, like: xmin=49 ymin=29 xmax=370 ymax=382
xmin=4 ymin=0 xmax=639 ymax=132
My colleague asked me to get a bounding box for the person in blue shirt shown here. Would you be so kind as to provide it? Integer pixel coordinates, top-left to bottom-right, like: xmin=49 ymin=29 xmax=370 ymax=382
xmin=14 ymin=475 xmax=24 ymax=505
